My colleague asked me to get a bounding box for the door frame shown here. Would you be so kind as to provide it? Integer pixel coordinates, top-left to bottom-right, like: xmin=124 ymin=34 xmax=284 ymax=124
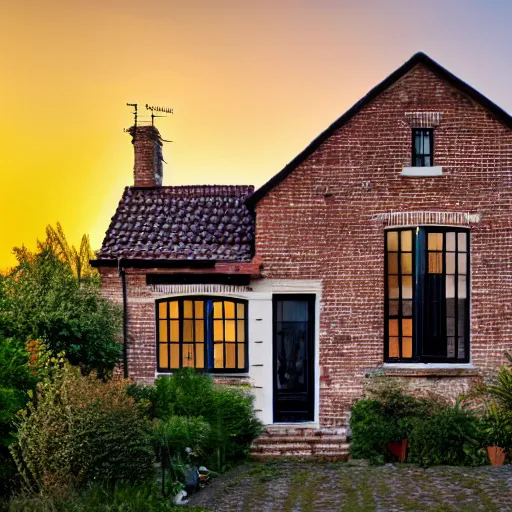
xmin=272 ymin=294 xmax=316 ymax=423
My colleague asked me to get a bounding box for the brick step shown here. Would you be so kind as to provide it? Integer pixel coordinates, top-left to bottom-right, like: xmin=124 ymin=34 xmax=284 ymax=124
xmin=250 ymin=449 xmax=349 ymax=461
xmin=261 ymin=427 xmax=348 ymax=438
xmin=251 ymin=442 xmax=350 ymax=453
xmin=253 ymin=435 xmax=347 ymax=445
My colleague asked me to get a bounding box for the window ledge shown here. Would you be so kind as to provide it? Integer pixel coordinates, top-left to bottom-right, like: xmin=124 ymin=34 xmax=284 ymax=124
xmin=367 ymin=363 xmax=480 ymax=378
xmin=401 ymin=166 xmax=443 ymax=177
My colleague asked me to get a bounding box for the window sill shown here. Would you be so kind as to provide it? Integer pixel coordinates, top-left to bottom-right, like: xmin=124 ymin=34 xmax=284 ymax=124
xmin=367 ymin=363 xmax=480 ymax=378
xmin=401 ymin=166 xmax=443 ymax=177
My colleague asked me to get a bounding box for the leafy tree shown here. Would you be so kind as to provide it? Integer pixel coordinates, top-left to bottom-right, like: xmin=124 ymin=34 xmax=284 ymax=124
xmin=0 ymin=226 xmax=121 ymax=375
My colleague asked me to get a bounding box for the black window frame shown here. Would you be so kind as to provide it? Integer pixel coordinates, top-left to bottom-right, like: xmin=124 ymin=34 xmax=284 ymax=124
xmin=412 ymin=128 xmax=434 ymax=167
xmin=384 ymin=226 xmax=470 ymax=363
xmin=155 ymin=296 xmax=249 ymax=373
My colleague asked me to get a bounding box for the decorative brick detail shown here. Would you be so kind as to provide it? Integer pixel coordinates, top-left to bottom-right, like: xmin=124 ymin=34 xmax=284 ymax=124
xmin=404 ymin=111 xmax=442 ymax=127
xmin=371 ymin=211 xmax=482 ymax=226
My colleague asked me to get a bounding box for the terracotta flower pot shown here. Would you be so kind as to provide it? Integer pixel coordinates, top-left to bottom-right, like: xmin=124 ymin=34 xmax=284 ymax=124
xmin=487 ymin=445 xmax=507 ymax=466
xmin=387 ymin=439 xmax=408 ymax=463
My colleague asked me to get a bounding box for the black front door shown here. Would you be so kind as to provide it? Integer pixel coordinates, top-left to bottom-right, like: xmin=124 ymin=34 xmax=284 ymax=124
xmin=273 ymin=295 xmax=315 ymax=422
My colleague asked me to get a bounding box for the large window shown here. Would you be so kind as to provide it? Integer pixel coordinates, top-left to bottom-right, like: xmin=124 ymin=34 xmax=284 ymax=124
xmin=385 ymin=227 xmax=469 ymax=363
xmin=156 ymin=297 xmax=247 ymax=372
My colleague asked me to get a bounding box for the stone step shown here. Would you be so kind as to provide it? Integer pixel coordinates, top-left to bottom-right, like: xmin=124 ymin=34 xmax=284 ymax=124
xmin=250 ymin=442 xmax=350 ymax=453
xmin=250 ymin=450 xmax=349 ymax=461
xmin=262 ymin=427 xmax=348 ymax=437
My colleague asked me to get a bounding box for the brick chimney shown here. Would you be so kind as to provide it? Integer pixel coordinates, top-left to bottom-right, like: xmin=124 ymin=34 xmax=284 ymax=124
xmin=128 ymin=125 xmax=163 ymax=187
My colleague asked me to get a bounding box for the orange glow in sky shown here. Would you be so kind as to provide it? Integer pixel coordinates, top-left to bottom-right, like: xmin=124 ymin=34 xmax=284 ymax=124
xmin=1 ymin=0 xmax=511 ymax=269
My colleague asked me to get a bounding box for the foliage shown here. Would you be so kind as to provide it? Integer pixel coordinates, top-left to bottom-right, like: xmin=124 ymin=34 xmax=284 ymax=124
xmin=481 ymin=402 xmax=512 ymax=448
xmin=8 ymin=481 xmax=208 ymax=511
xmin=0 ymin=239 xmax=121 ymax=376
xmin=10 ymin=357 xmax=154 ymax=497
xmin=407 ymin=401 xmax=485 ymax=467
xmin=151 ymin=370 xmax=264 ymax=470
xmin=349 ymin=385 xmax=431 ymax=463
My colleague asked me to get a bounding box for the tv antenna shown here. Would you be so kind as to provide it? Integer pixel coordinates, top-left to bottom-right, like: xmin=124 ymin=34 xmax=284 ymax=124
xmin=126 ymin=103 xmax=138 ymax=127
xmin=146 ymin=104 xmax=174 ymax=126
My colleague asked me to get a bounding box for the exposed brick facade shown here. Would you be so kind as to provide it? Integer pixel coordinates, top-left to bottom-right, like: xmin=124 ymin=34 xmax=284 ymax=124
xmin=129 ymin=125 xmax=163 ymax=187
xmin=254 ymin=63 xmax=512 ymax=427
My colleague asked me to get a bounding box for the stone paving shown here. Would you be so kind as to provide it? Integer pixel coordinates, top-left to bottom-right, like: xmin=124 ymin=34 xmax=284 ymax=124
xmin=187 ymin=460 xmax=512 ymax=511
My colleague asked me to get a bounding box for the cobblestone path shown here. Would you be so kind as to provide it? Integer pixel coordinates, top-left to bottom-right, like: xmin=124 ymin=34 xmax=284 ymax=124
xmin=187 ymin=461 xmax=512 ymax=511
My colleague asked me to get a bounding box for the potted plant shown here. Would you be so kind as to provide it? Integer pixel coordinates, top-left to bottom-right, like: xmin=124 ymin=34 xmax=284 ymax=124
xmin=483 ymin=402 xmax=510 ymax=466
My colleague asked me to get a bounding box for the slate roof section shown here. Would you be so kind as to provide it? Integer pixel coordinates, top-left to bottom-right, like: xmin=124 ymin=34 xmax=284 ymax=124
xmin=247 ymin=51 xmax=512 ymax=207
xmin=96 ymin=185 xmax=255 ymax=262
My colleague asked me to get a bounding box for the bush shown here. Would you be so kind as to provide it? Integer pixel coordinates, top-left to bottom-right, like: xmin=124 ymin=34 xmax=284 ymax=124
xmin=151 ymin=369 xmax=263 ymax=470
xmin=349 ymin=385 xmax=431 ymax=463
xmin=408 ymin=402 xmax=485 ymax=467
xmin=10 ymin=358 xmax=154 ymax=496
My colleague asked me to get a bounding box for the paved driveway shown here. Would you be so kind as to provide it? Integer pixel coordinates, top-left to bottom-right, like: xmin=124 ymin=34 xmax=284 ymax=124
xmin=187 ymin=460 xmax=512 ymax=511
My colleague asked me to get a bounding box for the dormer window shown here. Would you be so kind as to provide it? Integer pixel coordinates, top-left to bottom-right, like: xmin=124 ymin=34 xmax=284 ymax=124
xmin=412 ymin=129 xmax=433 ymax=167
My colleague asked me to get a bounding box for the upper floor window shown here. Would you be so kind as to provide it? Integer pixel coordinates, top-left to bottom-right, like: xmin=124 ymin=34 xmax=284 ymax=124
xmin=412 ymin=129 xmax=433 ymax=167
xmin=156 ymin=297 xmax=248 ymax=373
xmin=385 ymin=227 xmax=469 ymax=363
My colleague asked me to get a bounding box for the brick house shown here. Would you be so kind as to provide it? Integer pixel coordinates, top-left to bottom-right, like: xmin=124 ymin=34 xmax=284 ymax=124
xmin=93 ymin=53 xmax=512 ymax=457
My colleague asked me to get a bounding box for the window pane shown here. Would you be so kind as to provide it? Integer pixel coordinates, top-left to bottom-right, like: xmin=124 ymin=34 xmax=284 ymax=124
xmin=458 ymin=276 xmax=467 ymax=298
xmin=388 ymin=253 xmax=398 ymax=274
xmin=224 ymin=301 xmax=235 ymax=319
xmin=402 ymin=338 xmax=413 ymax=358
xmin=401 ymin=230 xmax=412 ymax=252
xmin=389 ymin=337 xmax=399 ymax=358
xmin=458 ymin=300 xmax=466 ymax=333
xmin=237 ymin=320 xmax=245 ymax=342
xmin=213 ymin=301 xmax=223 ymax=319
xmin=214 ymin=344 xmax=224 ymax=368
xmin=458 ymin=232 xmax=467 ymax=252
xmin=446 ymin=317 xmax=455 ymax=337
xmin=170 ymin=344 xmax=180 ymax=369
xmin=402 ymin=276 xmax=412 ymax=299
xmin=237 ymin=303 xmax=245 ymax=319
xmin=446 ymin=297 xmax=455 ymax=317
xmin=159 ymin=344 xmax=168 ymax=368
xmin=387 ymin=231 xmax=398 ymax=251
xmin=428 ymin=252 xmax=443 ymax=274
xmin=170 ymin=320 xmax=179 ymax=342
xmin=169 ymin=301 xmax=179 ymax=319
xmin=237 ymin=344 xmax=245 ymax=369
xmin=401 ymin=253 xmax=412 ymax=274
xmin=447 ymin=337 xmax=455 ymax=358
xmin=195 ymin=320 xmax=204 ymax=342
xmin=158 ymin=302 xmax=167 ymax=319
xmin=402 ymin=318 xmax=413 ymax=337
xmin=194 ymin=301 xmax=204 ymax=319
xmin=423 ymin=132 xmax=430 ymax=154
xmin=402 ymin=300 xmax=413 ymax=316
xmin=446 ymin=276 xmax=455 ymax=299
xmin=424 ymin=156 xmax=431 ymax=167
xmin=446 ymin=253 xmax=455 ymax=274
xmin=214 ymin=320 xmax=224 ymax=341
xmin=388 ymin=276 xmax=399 ymax=299
xmin=225 ymin=320 xmax=236 ymax=342
xmin=184 ymin=301 xmax=193 ymax=318
xmin=415 ymin=132 xmax=422 ymax=155
xmin=182 ymin=344 xmax=194 ymax=367
xmin=389 ymin=319 xmax=399 ymax=337
xmin=446 ymin=232 xmax=456 ymax=252
xmin=159 ymin=320 xmax=168 ymax=342
xmin=196 ymin=343 xmax=205 ymax=369
xmin=428 ymin=233 xmax=443 ymax=251
xmin=183 ymin=320 xmax=193 ymax=342
xmin=458 ymin=338 xmax=465 ymax=359
xmin=458 ymin=253 xmax=467 ymax=274
xmin=389 ymin=300 xmax=399 ymax=316
xmin=226 ymin=343 xmax=236 ymax=368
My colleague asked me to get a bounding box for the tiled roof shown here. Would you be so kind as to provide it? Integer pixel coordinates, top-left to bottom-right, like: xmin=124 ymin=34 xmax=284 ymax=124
xmin=96 ymin=185 xmax=255 ymax=262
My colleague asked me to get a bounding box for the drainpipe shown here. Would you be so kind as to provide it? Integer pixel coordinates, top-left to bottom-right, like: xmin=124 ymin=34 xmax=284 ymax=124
xmin=118 ymin=259 xmax=129 ymax=378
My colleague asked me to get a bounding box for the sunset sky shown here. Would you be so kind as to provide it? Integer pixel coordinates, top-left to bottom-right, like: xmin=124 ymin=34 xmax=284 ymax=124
xmin=1 ymin=0 xmax=511 ymax=269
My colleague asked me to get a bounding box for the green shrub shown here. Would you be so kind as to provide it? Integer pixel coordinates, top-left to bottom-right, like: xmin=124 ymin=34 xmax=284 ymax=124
xmin=407 ymin=403 xmax=485 ymax=467
xmin=152 ymin=370 xmax=263 ymax=470
xmin=10 ymin=358 xmax=154 ymax=496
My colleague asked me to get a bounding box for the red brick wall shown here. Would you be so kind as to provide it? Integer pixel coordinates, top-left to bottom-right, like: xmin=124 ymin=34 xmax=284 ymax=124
xmin=255 ymin=64 xmax=512 ymax=427
xmin=129 ymin=125 xmax=163 ymax=187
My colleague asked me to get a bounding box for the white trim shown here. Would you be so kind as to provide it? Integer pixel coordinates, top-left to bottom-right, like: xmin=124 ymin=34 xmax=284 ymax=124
xmin=382 ymin=363 xmax=475 ymax=370
xmin=401 ymin=166 xmax=443 ymax=177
